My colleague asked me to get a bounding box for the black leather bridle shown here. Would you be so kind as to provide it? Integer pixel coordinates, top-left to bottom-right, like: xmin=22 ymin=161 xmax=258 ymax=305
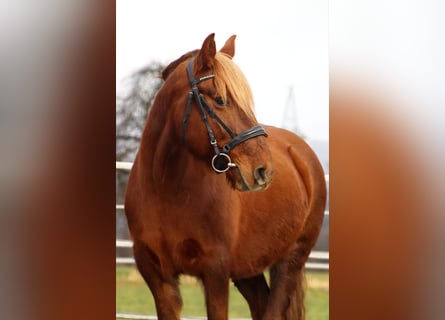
xmin=182 ymin=58 xmax=268 ymax=173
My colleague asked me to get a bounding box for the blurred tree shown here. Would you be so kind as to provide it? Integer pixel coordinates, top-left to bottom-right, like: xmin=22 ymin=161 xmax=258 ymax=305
xmin=116 ymin=61 xmax=165 ymax=162
xmin=116 ymin=61 xmax=165 ymax=241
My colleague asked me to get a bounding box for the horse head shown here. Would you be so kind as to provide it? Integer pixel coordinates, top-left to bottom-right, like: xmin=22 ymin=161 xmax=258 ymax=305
xmin=161 ymin=33 xmax=274 ymax=191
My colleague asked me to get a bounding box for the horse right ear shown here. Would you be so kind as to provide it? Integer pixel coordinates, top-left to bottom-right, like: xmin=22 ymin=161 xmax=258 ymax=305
xmin=220 ymin=35 xmax=236 ymax=58
xmin=196 ymin=33 xmax=216 ymax=71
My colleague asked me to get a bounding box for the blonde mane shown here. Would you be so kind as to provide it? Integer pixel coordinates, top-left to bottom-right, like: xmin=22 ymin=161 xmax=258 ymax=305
xmin=213 ymin=53 xmax=255 ymax=119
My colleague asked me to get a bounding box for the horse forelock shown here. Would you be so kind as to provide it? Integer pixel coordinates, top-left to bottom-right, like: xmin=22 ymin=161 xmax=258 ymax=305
xmin=214 ymin=53 xmax=255 ymax=120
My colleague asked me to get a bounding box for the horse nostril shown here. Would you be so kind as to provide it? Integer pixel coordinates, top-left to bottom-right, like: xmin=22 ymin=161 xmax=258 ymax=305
xmin=254 ymin=166 xmax=268 ymax=185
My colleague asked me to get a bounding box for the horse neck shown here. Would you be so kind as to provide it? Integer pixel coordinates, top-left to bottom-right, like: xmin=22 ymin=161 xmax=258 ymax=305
xmin=138 ymin=105 xmax=230 ymax=199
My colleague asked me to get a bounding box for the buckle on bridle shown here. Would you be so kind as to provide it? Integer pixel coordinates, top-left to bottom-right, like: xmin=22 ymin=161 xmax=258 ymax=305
xmin=211 ymin=153 xmax=237 ymax=173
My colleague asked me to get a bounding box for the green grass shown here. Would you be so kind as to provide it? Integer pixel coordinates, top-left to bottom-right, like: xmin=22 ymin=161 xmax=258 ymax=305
xmin=117 ymin=266 xmax=328 ymax=319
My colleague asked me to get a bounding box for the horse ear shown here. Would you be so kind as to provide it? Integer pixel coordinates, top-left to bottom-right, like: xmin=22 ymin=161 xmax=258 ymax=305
xmin=220 ymin=35 xmax=236 ymax=58
xmin=196 ymin=33 xmax=216 ymax=71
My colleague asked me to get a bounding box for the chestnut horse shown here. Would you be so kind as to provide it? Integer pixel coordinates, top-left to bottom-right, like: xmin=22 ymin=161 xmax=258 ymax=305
xmin=125 ymin=34 xmax=326 ymax=320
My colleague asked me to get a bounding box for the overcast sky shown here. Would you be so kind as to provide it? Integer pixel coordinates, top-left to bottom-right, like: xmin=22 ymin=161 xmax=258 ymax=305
xmin=116 ymin=0 xmax=328 ymax=141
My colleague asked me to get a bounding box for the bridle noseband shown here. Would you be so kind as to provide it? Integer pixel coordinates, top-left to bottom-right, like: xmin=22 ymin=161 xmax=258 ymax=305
xmin=182 ymin=58 xmax=268 ymax=173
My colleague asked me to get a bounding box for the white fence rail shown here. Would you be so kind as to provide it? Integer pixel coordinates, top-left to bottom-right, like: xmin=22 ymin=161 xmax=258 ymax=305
xmin=116 ymin=239 xmax=329 ymax=270
xmin=116 ymin=161 xmax=133 ymax=171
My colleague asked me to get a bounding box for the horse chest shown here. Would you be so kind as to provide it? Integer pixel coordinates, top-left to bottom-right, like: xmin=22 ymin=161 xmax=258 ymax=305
xmin=141 ymin=197 xmax=239 ymax=272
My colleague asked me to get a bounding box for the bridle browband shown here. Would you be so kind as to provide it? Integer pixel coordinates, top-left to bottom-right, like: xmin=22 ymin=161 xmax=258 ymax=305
xmin=182 ymin=58 xmax=268 ymax=173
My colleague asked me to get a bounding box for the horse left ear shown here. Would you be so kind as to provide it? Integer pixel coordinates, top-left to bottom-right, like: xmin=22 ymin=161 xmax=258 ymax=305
xmin=196 ymin=33 xmax=217 ymax=71
xmin=220 ymin=35 xmax=236 ymax=58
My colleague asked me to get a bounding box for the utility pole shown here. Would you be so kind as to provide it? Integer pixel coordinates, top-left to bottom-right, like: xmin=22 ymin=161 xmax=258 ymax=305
xmin=282 ymin=86 xmax=304 ymax=137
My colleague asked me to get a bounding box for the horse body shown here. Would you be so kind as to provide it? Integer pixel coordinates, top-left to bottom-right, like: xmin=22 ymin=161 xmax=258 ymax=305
xmin=125 ymin=34 xmax=326 ymax=320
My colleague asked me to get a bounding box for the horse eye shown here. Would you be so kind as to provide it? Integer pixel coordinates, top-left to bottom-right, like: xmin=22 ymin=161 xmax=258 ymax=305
xmin=214 ymin=97 xmax=228 ymax=107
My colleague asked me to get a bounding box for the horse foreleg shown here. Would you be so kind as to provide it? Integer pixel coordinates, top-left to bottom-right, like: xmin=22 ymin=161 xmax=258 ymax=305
xmin=201 ymin=271 xmax=229 ymax=320
xmin=133 ymin=241 xmax=182 ymax=320
xmin=233 ymin=273 xmax=270 ymax=320
xmin=198 ymin=252 xmax=231 ymax=320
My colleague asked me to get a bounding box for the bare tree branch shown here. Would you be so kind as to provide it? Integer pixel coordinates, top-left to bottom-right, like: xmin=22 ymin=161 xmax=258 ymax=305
xmin=116 ymin=61 xmax=165 ymax=161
